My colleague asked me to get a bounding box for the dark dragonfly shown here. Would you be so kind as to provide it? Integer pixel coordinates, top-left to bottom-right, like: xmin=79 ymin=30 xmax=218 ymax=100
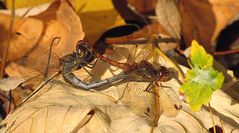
xmin=14 ymin=33 xmax=126 ymax=90
xmin=10 ymin=33 xmax=128 ymax=108
xmin=60 ymin=40 xmax=126 ymax=89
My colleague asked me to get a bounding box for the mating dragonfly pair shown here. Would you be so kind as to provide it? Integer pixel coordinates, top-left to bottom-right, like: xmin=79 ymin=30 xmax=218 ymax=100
xmin=10 ymin=32 xmax=182 ymax=125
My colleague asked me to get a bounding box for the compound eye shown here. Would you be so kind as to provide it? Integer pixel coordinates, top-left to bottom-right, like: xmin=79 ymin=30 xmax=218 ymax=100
xmin=77 ymin=49 xmax=84 ymax=58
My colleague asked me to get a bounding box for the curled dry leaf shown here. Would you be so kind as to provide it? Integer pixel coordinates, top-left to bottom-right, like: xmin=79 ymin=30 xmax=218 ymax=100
xmin=155 ymin=0 xmax=182 ymax=39
xmin=178 ymin=0 xmax=239 ymax=51
xmin=1 ymin=0 xmax=84 ymax=64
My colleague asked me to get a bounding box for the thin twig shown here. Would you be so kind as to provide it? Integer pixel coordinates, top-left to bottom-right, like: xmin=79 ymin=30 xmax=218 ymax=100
xmin=213 ymin=48 xmax=239 ymax=55
xmin=0 ymin=0 xmax=15 ymax=78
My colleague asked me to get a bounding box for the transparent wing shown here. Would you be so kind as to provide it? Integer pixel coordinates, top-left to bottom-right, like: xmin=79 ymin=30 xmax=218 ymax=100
xmin=155 ymin=84 xmax=182 ymax=117
xmin=117 ymin=81 xmax=161 ymax=121
xmin=9 ymin=33 xmax=61 ymax=104
xmin=12 ymin=74 xmax=45 ymax=106
xmin=13 ymin=33 xmax=60 ymax=78
xmin=127 ymin=42 xmax=154 ymax=64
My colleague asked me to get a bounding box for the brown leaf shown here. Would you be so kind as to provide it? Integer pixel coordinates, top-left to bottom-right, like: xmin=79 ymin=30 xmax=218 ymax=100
xmin=127 ymin=0 xmax=157 ymax=14
xmin=3 ymin=0 xmax=84 ymax=77
xmin=155 ymin=0 xmax=182 ymax=39
xmin=1 ymin=0 xmax=84 ymax=63
xmin=178 ymin=0 xmax=239 ymax=51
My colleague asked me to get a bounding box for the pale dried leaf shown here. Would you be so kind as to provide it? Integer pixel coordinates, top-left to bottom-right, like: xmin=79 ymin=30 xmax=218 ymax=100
xmin=0 ymin=77 xmax=25 ymax=91
xmin=155 ymin=0 xmax=181 ymax=39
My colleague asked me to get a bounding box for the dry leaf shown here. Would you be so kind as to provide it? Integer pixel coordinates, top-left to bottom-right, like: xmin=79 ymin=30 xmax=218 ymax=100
xmin=1 ymin=0 xmax=84 ymax=62
xmin=72 ymin=0 xmax=125 ymax=43
xmin=0 ymin=0 xmax=84 ymax=109
xmin=127 ymin=0 xmax=157 ymax=14
xmin=1 ymin=74 xmax=132 ymax=132
xmin=0 ymin=14 xmax=24 ymax=63
xmin=0 ymin=77 xmax=25 ymax=91
xmin=155 ymin=0 xmax=181 ymax=39
xmin=2 ymin=0 xmax=84 ymax=77
xmin=104 ymin=21 xmax=179 ymax=55
xmin=178 ymin=0 xmax=239 ymax=52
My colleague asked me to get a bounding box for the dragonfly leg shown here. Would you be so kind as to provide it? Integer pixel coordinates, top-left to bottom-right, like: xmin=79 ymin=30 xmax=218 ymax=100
xmin=90 ymin=57 xmax=99 ymax=68
xmin=63 ymin=72 xmax=128 ymax=90
xmin=82 ymin=58 xmax=98 ymax=69
xmin=115 ymin=83 xmax=130 ymax=103
xmin=144 ymin=82 xmax=153 ymax=92
xmin=84 ymin=64 xmax=94 ymax=69
xmin=82 ymin=67 xmax=94 ymax=77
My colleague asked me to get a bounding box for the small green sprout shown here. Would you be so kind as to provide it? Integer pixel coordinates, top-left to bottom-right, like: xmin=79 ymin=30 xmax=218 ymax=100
xmin=179 ymin=40 xmax=224 ymax=111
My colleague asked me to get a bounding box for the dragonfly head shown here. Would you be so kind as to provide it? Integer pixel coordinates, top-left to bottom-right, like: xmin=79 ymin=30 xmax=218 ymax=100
xmin=75 ymin=40 xmax=96 ymax=64
xmin=60 ymin=40 xmax=96 ymax=74
xmin=158 ymin=66 xmax=170 ymax=81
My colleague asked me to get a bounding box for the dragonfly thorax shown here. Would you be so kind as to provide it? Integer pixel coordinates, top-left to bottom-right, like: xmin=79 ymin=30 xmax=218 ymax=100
xmin=60 ymin=53 xmax=83 ymax=74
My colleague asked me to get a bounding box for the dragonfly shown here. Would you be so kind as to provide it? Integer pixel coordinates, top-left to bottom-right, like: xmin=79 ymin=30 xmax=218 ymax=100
xmin=95 ymin=37 xmax=182 ymax=125
xmin=8 ymin=33 xmax=129 ymax=108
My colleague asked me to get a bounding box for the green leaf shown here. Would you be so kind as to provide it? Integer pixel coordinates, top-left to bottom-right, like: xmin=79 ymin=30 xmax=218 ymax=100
xmin=180 ymin=81 xmax=213 ymax=111
xmin=180 ymin=40 xmax=224 ymax=111
xmin=190 ymin=40 xmax=213 ymax=69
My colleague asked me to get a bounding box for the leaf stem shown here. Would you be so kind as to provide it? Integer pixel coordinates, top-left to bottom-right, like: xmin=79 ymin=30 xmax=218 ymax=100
xmin=0 ymin=0 xmax=15 ymax=78
xmin=208 ymin=103 xmax=216 ymax=133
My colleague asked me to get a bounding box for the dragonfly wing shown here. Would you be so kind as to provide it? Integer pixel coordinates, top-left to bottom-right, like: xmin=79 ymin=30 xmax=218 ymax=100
xmin=12 ymin=74 xmax=45 ymax=106
xmin=134 ymin=42 xmax=154 ymax=63
xmin=14 ymin=33 xmax=60 ymax=77
xmin=156 ymin=84 xmax=182 ymax=117
xmin=117 ymin=81 xmax=159 ymax=120
xmin=10 ymin=33 xmax=61 ymax=104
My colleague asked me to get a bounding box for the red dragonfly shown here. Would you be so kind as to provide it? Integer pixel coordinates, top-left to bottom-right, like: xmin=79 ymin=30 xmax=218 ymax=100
xmin=94 ymin=37 xmax=182 ymax=125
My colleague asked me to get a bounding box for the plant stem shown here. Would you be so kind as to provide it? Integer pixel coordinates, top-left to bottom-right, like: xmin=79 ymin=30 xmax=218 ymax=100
xmin=208 ymin=103 xmax=216 ymax=133
xmin=0 ymin=0 xmax=15 ymax=78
